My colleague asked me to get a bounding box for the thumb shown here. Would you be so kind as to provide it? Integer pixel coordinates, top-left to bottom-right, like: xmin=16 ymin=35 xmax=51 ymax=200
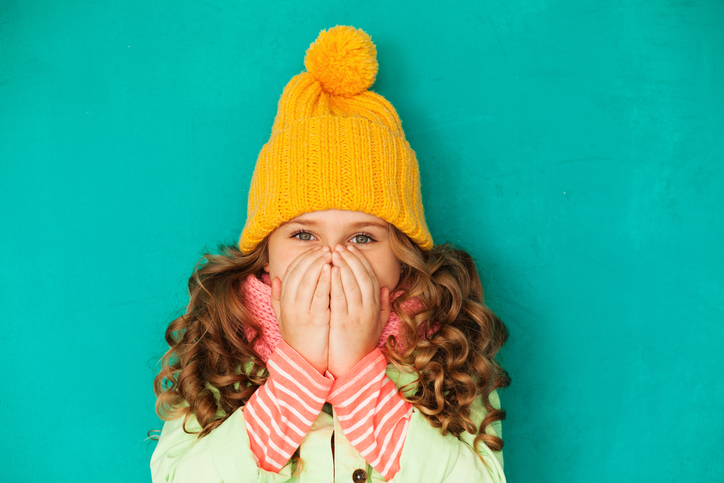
xmin=379 ymin=286 xmax=391 ymax=328
xmin=271 ymin=277 xmax=282 ymax=322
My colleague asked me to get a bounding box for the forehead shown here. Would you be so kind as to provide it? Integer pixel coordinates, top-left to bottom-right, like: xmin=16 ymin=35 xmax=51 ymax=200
xmin=283 ymin=210 xmax=389 ymax=230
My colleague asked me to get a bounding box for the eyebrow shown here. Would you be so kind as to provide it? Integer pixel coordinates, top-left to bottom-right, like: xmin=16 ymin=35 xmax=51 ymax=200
xmin=282 ymin=219 xmax=389 ymax=230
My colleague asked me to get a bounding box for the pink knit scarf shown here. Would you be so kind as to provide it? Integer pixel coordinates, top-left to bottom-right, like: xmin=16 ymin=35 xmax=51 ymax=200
xmin=240 ymin=273 xmax=424 ymax=362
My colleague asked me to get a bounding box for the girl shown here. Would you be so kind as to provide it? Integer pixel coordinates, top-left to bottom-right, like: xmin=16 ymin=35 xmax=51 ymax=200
xmin=151 ymin=25 xmax=510 ymax=483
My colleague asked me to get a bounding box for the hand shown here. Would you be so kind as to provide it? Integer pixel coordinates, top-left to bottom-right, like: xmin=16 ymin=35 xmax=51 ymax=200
xmin=327 ymin=244 xmax=391 ymax=377
xmin=270 ymin=246 xmax=333 ymax=374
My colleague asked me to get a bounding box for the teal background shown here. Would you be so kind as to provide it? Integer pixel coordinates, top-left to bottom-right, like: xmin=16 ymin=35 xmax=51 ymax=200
xmin=1 ymin=1 xmax=722 ymax=481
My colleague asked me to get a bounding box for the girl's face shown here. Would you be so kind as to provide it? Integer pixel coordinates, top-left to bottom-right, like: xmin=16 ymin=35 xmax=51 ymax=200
xmin=264 ymin=209 xmax=402 ymax=291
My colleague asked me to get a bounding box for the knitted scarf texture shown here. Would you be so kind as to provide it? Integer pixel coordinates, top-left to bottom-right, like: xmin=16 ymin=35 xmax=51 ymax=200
xmin=241 ymin=273 xmax=424 ymax=362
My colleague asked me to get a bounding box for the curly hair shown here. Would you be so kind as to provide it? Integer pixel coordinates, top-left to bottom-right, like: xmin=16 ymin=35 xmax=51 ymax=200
xmin=154 ymin=225 xmax=510 ymax=454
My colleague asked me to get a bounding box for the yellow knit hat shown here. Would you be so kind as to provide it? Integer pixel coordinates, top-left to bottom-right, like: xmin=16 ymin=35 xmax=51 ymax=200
xmin=239 ymin=25 xmax=433 ymax=253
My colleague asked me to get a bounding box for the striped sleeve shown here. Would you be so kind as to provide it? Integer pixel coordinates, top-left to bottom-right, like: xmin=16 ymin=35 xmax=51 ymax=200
xmin=243 ymin=340 xmax=334 ymax=473
xmin=327 ymin=348 xmax=413 ymax=481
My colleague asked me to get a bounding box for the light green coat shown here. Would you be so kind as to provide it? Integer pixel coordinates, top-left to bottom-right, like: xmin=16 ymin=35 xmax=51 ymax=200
xmin=151 ymin=365 xmax=505 ymax=483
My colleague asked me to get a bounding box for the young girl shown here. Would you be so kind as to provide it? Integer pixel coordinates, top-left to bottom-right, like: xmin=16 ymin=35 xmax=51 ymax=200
xmin=151 ymin=25 xmax=510 ymax=483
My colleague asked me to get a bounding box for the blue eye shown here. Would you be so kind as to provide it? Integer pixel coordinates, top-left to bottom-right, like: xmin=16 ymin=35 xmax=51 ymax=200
xmin=292 ymin=231 xmax=315 ymax=241
xmin=351 ymin=233 xmax=375 ymax=244
xmin=290 ymin=231 xmax=376 ymax=244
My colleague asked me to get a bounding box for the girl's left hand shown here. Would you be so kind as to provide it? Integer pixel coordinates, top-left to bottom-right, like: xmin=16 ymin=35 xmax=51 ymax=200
xmin=327 ymin=244 xmax=391 ymax=377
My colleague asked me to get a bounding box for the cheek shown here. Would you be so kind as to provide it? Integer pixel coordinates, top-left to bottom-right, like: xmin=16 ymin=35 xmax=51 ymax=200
xmin=371 ymin=255 xmax=401 ymax=290
xmin=269 ymin=255 xmax=295 ymax=281
xmin=266 ymin=239 xmax=297 ymax=281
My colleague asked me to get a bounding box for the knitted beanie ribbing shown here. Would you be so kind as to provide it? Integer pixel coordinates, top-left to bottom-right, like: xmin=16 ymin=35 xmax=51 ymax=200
xmin=238 ymin=25 xmax=433 ymax=253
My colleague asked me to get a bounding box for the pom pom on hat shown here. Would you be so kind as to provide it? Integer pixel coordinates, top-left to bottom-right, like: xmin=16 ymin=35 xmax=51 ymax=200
xmin=304 ymin=25 xmax=378 ymax=97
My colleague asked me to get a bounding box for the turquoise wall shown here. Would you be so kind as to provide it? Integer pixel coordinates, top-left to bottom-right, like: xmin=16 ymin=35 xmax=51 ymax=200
xmin=1 ymin=1 xmax=722 ymax=481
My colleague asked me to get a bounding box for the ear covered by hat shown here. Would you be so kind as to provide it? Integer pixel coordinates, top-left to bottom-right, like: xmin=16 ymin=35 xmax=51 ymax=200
xmin=238 ymin=25 xmax=433 ymax=253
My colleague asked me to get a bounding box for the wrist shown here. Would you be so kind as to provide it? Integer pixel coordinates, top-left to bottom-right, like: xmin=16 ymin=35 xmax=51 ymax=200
xmin=281 ymin=334 xmax=329 ymax=374
xmin=294 ymin=346 xmax=328 ymax=375
xmin=271 ymin=340 xmax=333 ymax=383
xmin=327 ymin=346 xmax=381 ymax=378
xmin=308 ymin=357 xmax=328 ymax=375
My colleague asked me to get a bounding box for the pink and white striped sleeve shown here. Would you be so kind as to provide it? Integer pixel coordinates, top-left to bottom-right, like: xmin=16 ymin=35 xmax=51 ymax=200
xmin=243 ymin=340 xmax=333 ymax=472
xmin=327 ymin=348 xmax=413 ymax=481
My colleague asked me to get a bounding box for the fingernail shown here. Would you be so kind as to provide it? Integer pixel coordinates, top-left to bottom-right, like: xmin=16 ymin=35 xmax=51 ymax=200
xmin=335 ymin=245 xmax=343 ymax=252
xmin=347 ymin=245 xmax=355 ymax=251
xmin=323 ymin=264 xmax=330 ymax=271
xmin=321 ymin=246 xmax=330 ymax=252
xmin=333 ymin=251 xmax=341 ymax=258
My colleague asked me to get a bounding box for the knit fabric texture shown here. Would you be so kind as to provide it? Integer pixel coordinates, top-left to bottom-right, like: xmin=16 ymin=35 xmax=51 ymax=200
xmin=240 ymin=272 xmax=424 ymax=362
xmin=238 ymin=25 xmax=433 ymax=253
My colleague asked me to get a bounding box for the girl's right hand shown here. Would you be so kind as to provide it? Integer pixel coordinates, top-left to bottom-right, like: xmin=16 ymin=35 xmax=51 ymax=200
xmin=270 ymin=246 xmax=333 ymax=374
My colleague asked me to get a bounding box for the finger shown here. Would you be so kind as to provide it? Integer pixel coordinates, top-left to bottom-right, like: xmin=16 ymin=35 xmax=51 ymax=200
xmin=310 ymin=263 xmax=331 ymax=316
xmin=333 ymin=248 xmax=363 ymax=306
xmin=296 ymin=252 xmax=332 ymax=309
xmin=343 ymin=245 xmax=380 ymax=306
xmin=281 ymin=247 xmax=327 ymax=299
xmin=283 ymin=246 xmax=321 ymax=281
xmin=330 ymin=265 xmax=348 ymax=315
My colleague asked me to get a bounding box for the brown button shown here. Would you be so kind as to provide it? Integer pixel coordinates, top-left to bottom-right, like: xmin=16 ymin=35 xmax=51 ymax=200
xmin=352 ymin=468 xmax=367 ymax=482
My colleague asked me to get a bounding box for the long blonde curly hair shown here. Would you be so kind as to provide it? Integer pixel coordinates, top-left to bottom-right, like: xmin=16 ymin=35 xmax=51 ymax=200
xmin=154 ymin=224 xmax=510 ymax=454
